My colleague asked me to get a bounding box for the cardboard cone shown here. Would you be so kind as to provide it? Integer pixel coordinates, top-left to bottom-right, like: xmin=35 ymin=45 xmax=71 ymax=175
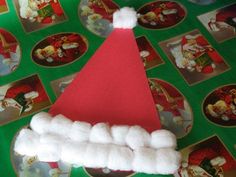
xmin=49 ymin=28 xmax=161 ymax=132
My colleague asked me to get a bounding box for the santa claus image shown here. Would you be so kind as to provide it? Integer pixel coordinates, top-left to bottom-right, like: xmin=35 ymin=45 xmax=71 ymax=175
xmin=138 ymin=1 xmax=186 ymax=29
xmin=79 ymin=0 xmax=119 ymax=37
xmin=18 ymin=0 xmax=64 ymax=24
xmin=167 ymin=33 xmax=223 ymax=74
xmin=0 ymin=75 xmax=51 ymax=125
xmin=33 ymin=33 xmax=87 ymax=66
xmin=0 ymin=29 xmax=20 ymax=76
xmin=0 ymin=82 xmax=47 ymax=115
xmin=205 ymin=86 xmax=236 ymax=125
xmin=214 ymin=4 xmax=236 ymax=31
xmin=176 ymin=136 xmax=236 ymax=177
xmin=149 ymin=79 xmax=192 ymax=138
xmin=13 ymin=154 xmax=70 ymax=177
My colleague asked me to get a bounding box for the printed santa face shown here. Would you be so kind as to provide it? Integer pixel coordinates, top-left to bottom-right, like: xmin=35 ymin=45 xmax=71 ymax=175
xmin=0 ymin=74 xmax=51 ymax=125
xmin=159 ymin=29 xmax=229 ymax=85
xmin=11 ymin=127 xmax=71 ymax=177
xmin=136 ymin=36 xmax=164 ymax=70
xmin=198 ymin=3 xmax=236 ymax=42
xmin=174 ymin=136 xmax=236 ymax=177
xmin=13 ymin=0 xmax=67 ymax=33
xmin=78 ymin=0 xmax=119 ymax=37
xmin=0 ymin=29 xmax=21 ymax=76
xmin=137 ymin=0 xmax=186 ymax=29
xmin=0 ymin=0 xmax=8 ymax=14
xmin=203 ymin=84 xmax=236 ymax=127
xmin=149 ymin=78 xmax=193 ymax=138
xmin=32 ymin=33 xmax=88 ymax=67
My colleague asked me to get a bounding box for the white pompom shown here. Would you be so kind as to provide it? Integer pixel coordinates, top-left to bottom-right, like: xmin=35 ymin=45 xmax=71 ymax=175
xmin=69 ymin=121 xmax=91 ymax=142
xmin=83 ymin=143 xmax=110 ymax=168
xmin=37 ymin=142 xmax=61 ymax=162
xmin=49 ymin=114 xmax=72 ymax=137
xmin=111 ymin=125 xmax=129 ymax=145
xmin=150 ymin=130 xmax=177 ymax=149
xmin=113 ymin=7 xmax=137 ymax=29
xmin=89 ymin=123 xmax=112 ymax=144
xmin=107 ymin=145 xmax=134 ymax=171
xmin=125 ymin=126 xmax=150 ymax=149
xmin=14 ymin=129 xmax=39 ymax=156
xmin=61 ymin=141 xmax=87 ymax=165
xmin=156 ymin=148 xmax=182 ymax=174
xmin=133 ymin=147 xmax=157 ymax=174
xmin=40 ymin=133 xmax=65 ymax=145
xmin=30 ymin=112 xmax=52 ymax=134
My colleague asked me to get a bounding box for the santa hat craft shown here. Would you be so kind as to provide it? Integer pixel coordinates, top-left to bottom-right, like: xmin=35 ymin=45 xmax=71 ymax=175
xmin=14 ymin=7 xmax=181 ymax=175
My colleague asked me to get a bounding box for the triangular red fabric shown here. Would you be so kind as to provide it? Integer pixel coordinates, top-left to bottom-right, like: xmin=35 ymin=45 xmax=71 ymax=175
xmin=49 ymin=29 xmax=161 ymax=132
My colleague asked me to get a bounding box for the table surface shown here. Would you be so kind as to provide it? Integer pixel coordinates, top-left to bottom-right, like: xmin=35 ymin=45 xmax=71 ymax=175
xmin=0 ymin=0 xmax=236 ymax=177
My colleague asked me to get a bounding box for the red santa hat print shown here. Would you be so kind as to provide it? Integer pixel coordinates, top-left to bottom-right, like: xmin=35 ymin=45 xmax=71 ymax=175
xmin=14 ymin=7 xmax=181 ymax=175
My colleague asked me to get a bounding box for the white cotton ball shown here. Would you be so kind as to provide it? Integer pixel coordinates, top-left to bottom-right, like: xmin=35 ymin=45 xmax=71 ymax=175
xmin=61 ymin=141 xmax=87 ymax=165
xmin=49 ymin=114 xmax=72 ymax=137
xmin=69 ymin=121 xmax=91 ymax=142
xmin=37 ymin=143 xmax=61 ymax=162
xmin=84 ymin=143 xmax=110 ymax=168
xmin=150 ymin=130 xmax=177 ymax=149
xmin=30 ymin=112 xmax=52 ymax=134
xmin=113 ymin=7 xmax=137 ymax=29
xmin=40 ymin=133 xmax=65 ymax=145
xmin=133 ymin=147 xmax=157 ymax=174
xmin=125 ymin=126 xmax=150 ymax=149
xmin=14 ymin=128 xmax=39 ymax=156
xmin=156 ymin=148 xmax=182 ymax=174
xmin=89 ymin=123 xmax=112 ymax=144
xmin=111 ymin=125 xmax=129 ymax=145
xmin=107 ymin=145 xmax=134 ymax=171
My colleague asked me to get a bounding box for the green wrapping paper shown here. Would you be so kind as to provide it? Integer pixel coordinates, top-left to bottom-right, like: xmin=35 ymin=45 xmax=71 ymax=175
xmin=0 ymin=0 xmax=235 ymax=177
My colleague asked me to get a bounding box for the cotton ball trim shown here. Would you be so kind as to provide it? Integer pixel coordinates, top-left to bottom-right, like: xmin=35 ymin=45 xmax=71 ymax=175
xmin=69 ymin=121 xmax=91 ymax=142
xmin=125 ymin=126 xmax=150 ymax=149
xmin=49 ymin=114 xmax=72 ymax=137
xmin=89 ymin=123 xmax=113 ymax=144
xmin=14 ymin=128 xmax=39 ymax=156
xmin=150 ymin=130 xmax=177 ymax=149
xmin=133 ymin=147 xmax=157 ymax=174
xmin=113 ymin=7 xmax=137 ymax=29
xmin=156 ymin=148 xmax=182 ymax=174
xmin=111 ymin=125 xmax=129 ymax=145
xmin=30 ymin=112 xmax=52 ymax=134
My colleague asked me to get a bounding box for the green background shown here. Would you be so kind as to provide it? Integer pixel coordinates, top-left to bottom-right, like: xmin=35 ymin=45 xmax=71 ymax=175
xmin=0 ymin=0 xmax=235 ymax=176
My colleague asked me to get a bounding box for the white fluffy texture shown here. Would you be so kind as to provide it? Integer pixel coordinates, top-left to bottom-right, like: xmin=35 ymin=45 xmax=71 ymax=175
xmin=14 ymin=113 xmax=181 ymax=174
xmin=37 ymin=143 xmax=61 ymax=162
xmin=40 ymin=133 xmax=65 ymax=145
xmin=107 ymin=145 xmax=133 ymax=171
xmin=151 ymin=130 xmax=177 ymax=149
xmin=89 ymin=123 xmax=112 ymax=144
xmin=30 ymin=112 xmax=52 ymax=134
xmin=111 ymin=125 xmax=129 ymax=145
xmin=61 ymin=141 xmax=87 ymax=165
xmin=156 ymin=148 xmax=182 ymax=174
xmin=133 ymin=147 xmax=157 ymax=174
xmin=125 ymin=126 xmax=150 ymax=149
xmin=49 ymin=114 xmax=72 ymax=137
xmin=84 ymin=143 xmax=110 ymax=168
xmin=69 ymin=121 xmax=91 ymax=142
xmin=14 ymin=129 xmax=39 ymax=156
xmin=113 ymin=7 xmax=137 ymax=29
